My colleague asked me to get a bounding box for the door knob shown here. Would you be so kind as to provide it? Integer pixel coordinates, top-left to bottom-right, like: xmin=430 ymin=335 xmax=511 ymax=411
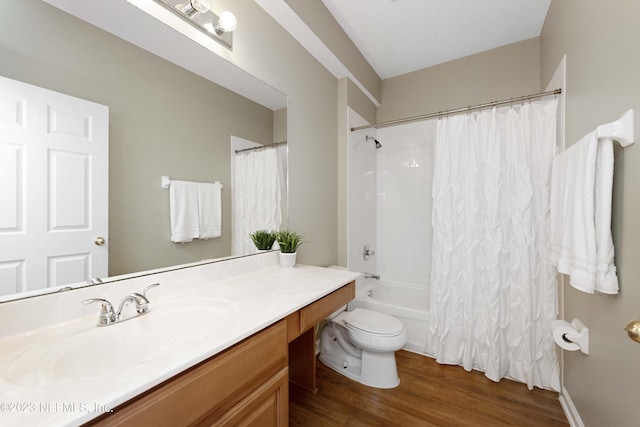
xmin=94 ymin=237 xmax=106 ymax=246
xmin=624 ymin=319 xmax=640 ymax=343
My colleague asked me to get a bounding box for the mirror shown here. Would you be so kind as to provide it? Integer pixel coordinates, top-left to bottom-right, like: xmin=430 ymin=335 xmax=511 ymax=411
xmin=0 ymin=0 xmax=287 ymax=301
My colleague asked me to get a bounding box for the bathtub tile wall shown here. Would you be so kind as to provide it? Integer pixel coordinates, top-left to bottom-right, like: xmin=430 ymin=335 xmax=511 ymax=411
xmin=376 ymin=121 xmax=435 ymax=289
xmin=347 ymin=108 xmax=377 ymax=274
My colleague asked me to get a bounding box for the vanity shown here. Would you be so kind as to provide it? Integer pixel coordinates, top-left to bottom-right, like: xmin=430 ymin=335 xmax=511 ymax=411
xmin=0 ymin=252 xmax=357 ymax=427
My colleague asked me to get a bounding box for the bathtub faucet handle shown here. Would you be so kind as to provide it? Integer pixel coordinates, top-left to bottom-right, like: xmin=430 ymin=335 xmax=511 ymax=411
xmin=363 ymin=244 xmax=376 ymax=261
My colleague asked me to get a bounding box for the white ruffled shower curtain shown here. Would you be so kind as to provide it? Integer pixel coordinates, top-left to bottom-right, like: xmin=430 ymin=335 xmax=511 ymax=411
xmin=232 ymin=147 xmax=283 ymax=256
xmin=428 ymin=99 xmax=560 ymax=391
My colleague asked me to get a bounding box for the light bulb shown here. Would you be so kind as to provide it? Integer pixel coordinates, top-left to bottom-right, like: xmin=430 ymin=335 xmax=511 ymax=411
xmin=217 ymin=11 xmax=237 ymax=33
xmin=181 ymin=0 xmax=212 ymax=17
xmin=190 ymin=0 xmax=212 ymax=13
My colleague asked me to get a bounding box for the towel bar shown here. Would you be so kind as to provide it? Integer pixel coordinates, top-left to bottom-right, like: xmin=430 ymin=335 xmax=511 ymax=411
xmin=595 ymin=109 xmax=634 ymax=147
xmin=161 ymin=176 xmax=222 ymax=189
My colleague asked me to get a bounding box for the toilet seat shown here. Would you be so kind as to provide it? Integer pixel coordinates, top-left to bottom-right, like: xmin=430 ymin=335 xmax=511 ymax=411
xmin=321 ymin=308 xmax=407 ymax=388
xmin=343 ymin=308 xmax=405 ymax=336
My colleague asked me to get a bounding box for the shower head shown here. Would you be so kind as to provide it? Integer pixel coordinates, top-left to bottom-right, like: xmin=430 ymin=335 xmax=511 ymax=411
xmin=366 ymin=135 xmax=382 ymax=149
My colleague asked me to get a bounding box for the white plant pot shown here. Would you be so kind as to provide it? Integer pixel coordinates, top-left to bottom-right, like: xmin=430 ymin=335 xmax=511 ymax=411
xmin=279 ymin=252 xmax=297 ymax=268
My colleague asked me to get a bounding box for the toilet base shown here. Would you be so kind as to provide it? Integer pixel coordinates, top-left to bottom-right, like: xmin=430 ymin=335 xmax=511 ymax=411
xmin=319 ymin=325 xmax=401 ymax=389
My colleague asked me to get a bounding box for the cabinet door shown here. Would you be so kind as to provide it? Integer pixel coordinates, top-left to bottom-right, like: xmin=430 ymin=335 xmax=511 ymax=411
xmin=211 ymin=368 xmax=288 ymax=427
xmin=87 ymin=322 xmax=287 ymax=426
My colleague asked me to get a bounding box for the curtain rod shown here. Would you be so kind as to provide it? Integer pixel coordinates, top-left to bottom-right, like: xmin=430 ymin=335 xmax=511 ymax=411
xmin=350 ymin=88 xmax=562 ymax=132
xmin=234 ymin=141 xmax=287 ymax=154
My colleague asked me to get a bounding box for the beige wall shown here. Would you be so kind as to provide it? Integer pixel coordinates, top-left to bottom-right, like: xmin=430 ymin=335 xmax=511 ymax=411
xmin=541 ymin=1 xmax=640 ymax=425
xmin=346 ymin=79 xmax=377 ymax=126
xmin=377 ymin=38 xmax=541 ymax=123
xmin=337 ymin=78 xmax=350 ymax=267
xmin=2 ymin=0 xmax=346 ymax=275
xmin=273 ymin=108 xmax=288 ymax=144
xmin=336 ymin=77 xmax=378 ymax=267
xmin=0 ymin=0 xmax=274 ymax=277
xmin=214 ymin=0 xmax=342 ymax=267
xmin=284 ymin=0 xmax=382 ymax=104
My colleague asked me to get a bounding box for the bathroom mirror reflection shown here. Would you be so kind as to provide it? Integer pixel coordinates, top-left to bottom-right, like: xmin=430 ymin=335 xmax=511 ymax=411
xmin=0 ymin=0 xmax=287 ymax=302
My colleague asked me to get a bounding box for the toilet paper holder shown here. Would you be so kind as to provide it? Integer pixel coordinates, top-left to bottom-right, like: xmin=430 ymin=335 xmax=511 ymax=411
xmin=560 ymin=319 xmax=590 ymax=355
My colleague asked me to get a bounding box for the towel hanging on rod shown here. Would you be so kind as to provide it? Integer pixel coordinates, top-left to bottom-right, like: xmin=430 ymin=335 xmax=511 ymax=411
xmin=163 ymin=176 xmax=223 ymax=243
xmin=161 ymin=176 xmax=223 ymax=189
xmin=549 ymin=108 xmax=634 ymax=295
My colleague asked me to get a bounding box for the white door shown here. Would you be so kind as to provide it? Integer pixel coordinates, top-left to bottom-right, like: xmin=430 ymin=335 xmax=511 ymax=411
xmin=0 ymin=75 xmax=108 ymax=297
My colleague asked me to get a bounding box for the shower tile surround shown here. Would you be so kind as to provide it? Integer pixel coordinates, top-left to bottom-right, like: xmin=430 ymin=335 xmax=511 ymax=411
xmin=0 ymin=252 xmax=358 ymax=426
xmin=347 ymin=113 xmax=436 ymax=355
xmin=376 ymin=122 xmax=435 ymax=289
xmin=347 ymin=109 xmax=377 ymax=275
xmin=347 ymin=109 xmax=435 ymax=292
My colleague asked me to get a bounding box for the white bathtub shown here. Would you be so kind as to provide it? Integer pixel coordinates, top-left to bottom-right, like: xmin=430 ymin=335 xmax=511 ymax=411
xmin=348 ymin=278 xmax=430 ymax=354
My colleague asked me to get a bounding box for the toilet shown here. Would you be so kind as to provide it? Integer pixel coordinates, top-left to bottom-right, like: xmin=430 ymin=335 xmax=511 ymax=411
xmin=319 ymin=308 xmax=407 ymax=389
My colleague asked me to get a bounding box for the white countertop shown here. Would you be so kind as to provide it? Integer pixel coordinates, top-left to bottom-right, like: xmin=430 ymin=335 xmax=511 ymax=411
xmin=0 ymin=263 xmax=358 ymax=427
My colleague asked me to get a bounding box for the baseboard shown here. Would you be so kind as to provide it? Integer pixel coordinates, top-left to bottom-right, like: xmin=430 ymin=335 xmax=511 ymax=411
xmin=559 ymin=386 xmax=585 ymax=427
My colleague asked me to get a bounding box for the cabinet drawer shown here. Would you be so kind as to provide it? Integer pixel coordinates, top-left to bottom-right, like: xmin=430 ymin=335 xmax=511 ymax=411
xmin=88 ymin=321 xmax=287 ymax=426
xmin=298 ymin=281 xmax=355 ymax=333
xmin=210 ymin=367 xmax=288 ymax=427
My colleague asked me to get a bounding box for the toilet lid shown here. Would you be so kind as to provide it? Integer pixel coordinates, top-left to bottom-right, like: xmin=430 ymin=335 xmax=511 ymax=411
xmin=344 ymin=308 xmax=404 ymax=336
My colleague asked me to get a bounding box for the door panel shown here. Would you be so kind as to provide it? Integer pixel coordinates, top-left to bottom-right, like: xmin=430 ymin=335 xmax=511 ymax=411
xmin=0 ymin=75 xmax=108 ymax=296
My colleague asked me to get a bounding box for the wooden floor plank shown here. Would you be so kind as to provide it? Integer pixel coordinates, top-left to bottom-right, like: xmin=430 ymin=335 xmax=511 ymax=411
xmin=290 ymin=350 xmax=568 ymax=426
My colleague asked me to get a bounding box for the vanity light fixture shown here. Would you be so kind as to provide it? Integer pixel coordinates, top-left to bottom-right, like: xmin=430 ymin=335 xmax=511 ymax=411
xmin=179 ymin=0 xmax=211 ymax=17
xmin=141 ymin=0 xmax=237 ymax=49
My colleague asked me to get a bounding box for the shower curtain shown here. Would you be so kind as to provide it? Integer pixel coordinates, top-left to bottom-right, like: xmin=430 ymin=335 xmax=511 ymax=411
xmin=428 ymin=99 xmax=560 ymax=391
xmin=232 ymin=147 xmax=283 ymax=256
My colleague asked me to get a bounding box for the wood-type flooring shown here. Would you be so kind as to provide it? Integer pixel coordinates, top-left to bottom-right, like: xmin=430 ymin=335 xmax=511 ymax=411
xmin=290 ymin=350 xmax=569 ymax=426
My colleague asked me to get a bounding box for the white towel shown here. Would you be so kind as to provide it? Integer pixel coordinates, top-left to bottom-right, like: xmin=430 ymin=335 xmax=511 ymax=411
xmin=549 ymin=132 xmax=618 ymax=294
xmin=198 ymin=182 xmax=222 ymax=239
xmin=169 ymin=180 xmax=200 ymax=243
xmin=594 ymin=139 xmax=618 ymax=293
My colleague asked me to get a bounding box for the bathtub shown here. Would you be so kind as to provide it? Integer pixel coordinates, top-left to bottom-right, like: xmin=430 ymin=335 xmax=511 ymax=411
xmin=348 ymin=278 xmax=430 ymax=354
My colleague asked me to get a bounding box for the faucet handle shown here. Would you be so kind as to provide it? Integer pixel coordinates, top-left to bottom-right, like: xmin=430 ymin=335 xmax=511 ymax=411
xmin=131 ymin=293 xmax=150 ymax=315
xmin=82 ymin=298 xmax=116 ymax=326
xmin=142 ymin=283 xmax=160 ymax=299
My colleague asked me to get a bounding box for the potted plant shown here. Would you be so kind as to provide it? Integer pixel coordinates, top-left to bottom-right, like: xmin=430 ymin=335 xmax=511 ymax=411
xmin=276 ymin=230 xmax=305 ymax=267
xmin=249 ymin=229 xmax=277 ymax=251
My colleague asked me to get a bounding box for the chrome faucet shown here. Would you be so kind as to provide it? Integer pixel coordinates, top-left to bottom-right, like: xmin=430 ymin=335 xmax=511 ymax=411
xmin=83 ymin=283 xmax=160 ymax=327
xmin=116 ymin=293 xmax=150 ymax=320
xmin=364 ymin=272 xmax=380 ymax=280
xmin=82 ymin=298 xmax=117 ymax=326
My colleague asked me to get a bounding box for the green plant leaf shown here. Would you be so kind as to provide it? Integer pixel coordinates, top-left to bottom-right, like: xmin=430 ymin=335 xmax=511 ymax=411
xmin=276 ymin=230 xmax=305 ymax=253
xmin=249 ymin=229 xmax=277 ymax=250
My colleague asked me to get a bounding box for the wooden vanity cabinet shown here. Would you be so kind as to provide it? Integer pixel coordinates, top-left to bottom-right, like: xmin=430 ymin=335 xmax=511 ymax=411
xmin=87 ymin=321 xmax=288 ymax=427
xmin=288 ymin=280 xmax=355 ymax=391
xmin=85 ymin=280 xmax=355 ymax=427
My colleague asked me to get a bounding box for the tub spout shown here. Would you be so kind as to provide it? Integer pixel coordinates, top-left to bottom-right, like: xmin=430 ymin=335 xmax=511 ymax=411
xmin=364 ymin=272 xmax=380 ymax=280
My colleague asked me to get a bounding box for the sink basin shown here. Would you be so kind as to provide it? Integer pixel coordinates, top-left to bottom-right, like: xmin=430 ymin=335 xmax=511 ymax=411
xmin=2 ymin=297 xmax=238 ymax=386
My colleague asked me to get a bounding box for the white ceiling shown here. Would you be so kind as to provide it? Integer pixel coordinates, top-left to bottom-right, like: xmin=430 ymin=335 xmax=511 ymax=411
xmin=322 ymin=0 xmax=552 ymax=79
